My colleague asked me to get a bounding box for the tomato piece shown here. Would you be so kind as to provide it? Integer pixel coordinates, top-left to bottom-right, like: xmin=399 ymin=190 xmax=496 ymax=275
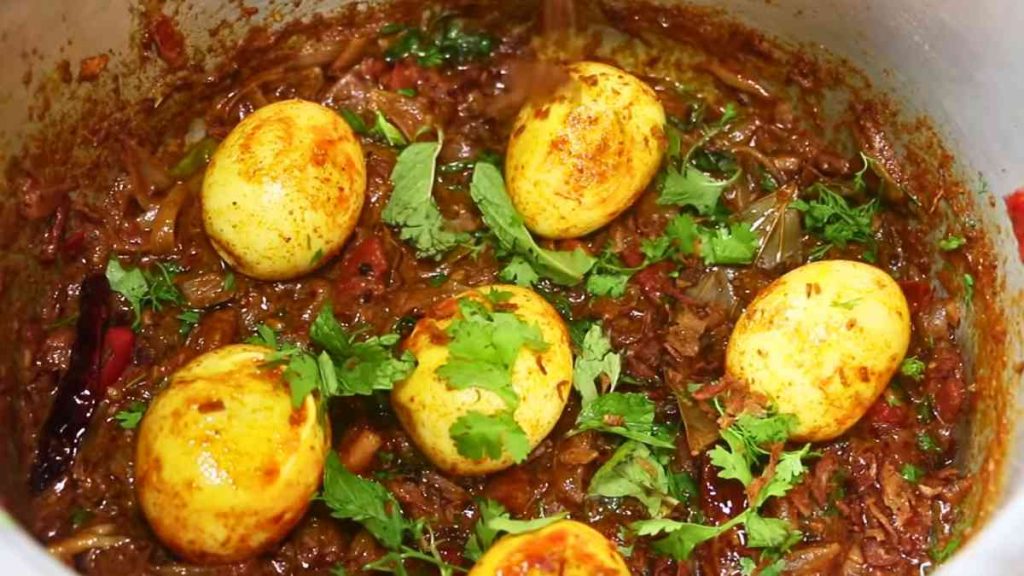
xmin=99 ymin=326 xmax=135 ymax=390
xmin=867 ymin=397 xmax=908 ymax=427
xmin=335 ymin=236 xmax=390 ymax=301
xmin=1006 ymin=188 xmax=1024 ymax=261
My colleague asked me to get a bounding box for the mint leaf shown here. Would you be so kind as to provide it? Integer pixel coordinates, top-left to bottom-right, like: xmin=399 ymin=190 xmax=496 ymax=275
xmin=382 ymin=141 xmax=468 ymax=257
xmin=321 ymin=453 xmax=409 ymax=550
xmin=470 ymin=163 xmax=596 ymax=285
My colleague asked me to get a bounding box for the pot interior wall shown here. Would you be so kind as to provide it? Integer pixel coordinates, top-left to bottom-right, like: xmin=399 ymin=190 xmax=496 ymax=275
xmin=0 ymin=0 xmax=1020 ymax=573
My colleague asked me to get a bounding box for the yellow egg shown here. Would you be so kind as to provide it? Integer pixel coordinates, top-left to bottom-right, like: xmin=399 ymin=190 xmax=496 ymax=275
xmin=726 ymin=260 xmax=911 ymax=442
xmin=135 ymin=344 xmax=329 ymax=563
xmin=202 ymin=99 xmax=366 ymax=281
xmin=391 ymin=285 xmax=572 ymax=476
xmin=468 ymin=520 xmax=630 ymax=576
xmin=505 ymin=61 xmax=666 ymax=239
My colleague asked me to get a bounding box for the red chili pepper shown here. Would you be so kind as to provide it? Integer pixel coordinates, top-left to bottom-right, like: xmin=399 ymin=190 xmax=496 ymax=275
xmin=99 ymin=326 xmax=135 ymax=390
xmin=1005 ymin=188 xmax=1024 ymax=261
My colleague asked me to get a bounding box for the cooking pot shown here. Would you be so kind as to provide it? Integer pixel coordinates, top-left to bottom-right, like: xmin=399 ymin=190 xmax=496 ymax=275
xmin=0 ymin=0 xmax=1020 ymax=573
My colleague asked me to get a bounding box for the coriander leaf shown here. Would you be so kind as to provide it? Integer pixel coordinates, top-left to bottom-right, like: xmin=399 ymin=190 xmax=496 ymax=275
xmin=900 ymin=356 xmax=926 ymax=381
xmin=939 ymin=235 xmax=966 ymax=251
xmin=470 ymin=163 xmax=595 ymax=285
xmin=585 ymin=270 xmax=631 ymax=297
xmin=436 ymin=297 xmax=546 ymax=408
xmin=464 ymin=498 xmax=506 ymax=561
xmin=310 ymin=305 xmax=415 ymax=396
xmin=177 ymin=309 xmax=201 ymax=337
xmin=106 ymin=259 xmax=185 ymax=329
xmin=382 ymin=141 xmax=468 ymax=257
xmin=665 ymin=214 xmax=701 ymax=255
xmin=588 ymin=441 xmax=675 ymax=517
xmin=930 ymin=536 xmax=961 ymax=562
xmin=498 ymin=256 xmax=539 ymax=287
xmin=321 ymin=452 xmax=409 ymax=550
xmin=449 ymin=410 xmax=530 ymax=462
xmin=574 ymin=392 xmax=675 ymax=449
xmin=963 ymin=273 xmax=975 ymax=303
xmin=106 ymin=259 xmax=149 ymax=324
xmin=743 ymin=512 xmax=800 ymax=550
xmin=385 ymin=19 xmax=494 ymax=67
xmin=641 ymin=236 xmax=672 ymax=262
xmin=754 ymin=444 xmax=811 ymax=506
xmin=169 ymin=137 xmax=218 ymax=180
xmin=658 ymin=164 xmax=740 ymax=215
xmin=284 ymin=352 xmax=321 ymax=409
xmin=372 ymin=112 xmax=408 ymax=147
xmin=740 ymin=557 xmax=757 ymax=576
xmin=486 ymin=514 xmax=568 ymax=534
xmin=572 ymin=323 xmax=621 ymax=406
xmin=792 ymin=185 xmax=878 ymax=259
xmin=699 ymin=222 xmax=758 ymax=265
xmin=339 ymin=108 xmax=369 ymax=134
xmin=114 ymin=401 xmax=147 ymax=430
xmin=634 ymin=517 xmax=738 ymax=561
xmin=901 ymin=463 xmax=924 ymax=483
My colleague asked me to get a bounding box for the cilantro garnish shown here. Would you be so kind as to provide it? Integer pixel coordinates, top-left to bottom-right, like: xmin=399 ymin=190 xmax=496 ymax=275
xmin=383 ymin=18 xmax=494 ymax=67
xmin=658 ymin=103 xmax=742 ymax=215
xmin=632 ymin=412 xmax=813 ymax=561
xmin=250 ymin=305 xmax=414 ymax=409
xmin=791 ymin=184 xmax=878 ymax=260
xmin=437 ymin=295 xmax=547 ymax=409
xmin=470 ymin=162 xmax=596 ymax=285
xmin=449 ymin=410 xmax=530 ymax=462
xmin=382 ymin=140 xmax=469 ymax=258
xmin=900 ymin=356 xmax=926 ymax=381
xmin=939 ymin=234 xmax=966 ymax=251
xmin=114 ymin=401 xmax=147 ymax=430
xmin=573 ymin=392 xmax=675 ymax=449
xmin=589 ymin=441 xmax=677 ymax=517
xmin=464 ymin=498 xmax=567 ymax=561
xmin=106 ymin=258 xmax=186 ymax=330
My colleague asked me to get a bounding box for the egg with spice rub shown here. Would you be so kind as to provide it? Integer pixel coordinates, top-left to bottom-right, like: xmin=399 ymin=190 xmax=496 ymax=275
xmin=391 ymin=285 xmax=573 ymax=476
xmin=202 ymin=99 xmax=365 ymax=281
xmin=726 ymin=260 xmax=911 ymax=442
xmin=135 ymin=344 xmax=329 ymax=563
xmin=468 ymin=520 xmax=630 ymax=576
xmin=505 ymin=61 xmax=666 ymax=239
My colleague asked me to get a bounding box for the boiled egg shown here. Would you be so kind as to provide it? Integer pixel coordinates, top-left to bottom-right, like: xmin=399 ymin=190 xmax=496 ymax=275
xmin=468 ymin=520 xmax=630 ymax=576
xmin=391 ymin=285 xmax=573 ymax=476
xmin=135 ymin=344 xmax=329 ymax=563
xmin=505 ymin=61 xmax=666 ymax=239
xmin=726 ymin=260 xmax=911 ymax=442
xmin=202 ymin=99 xmax=366 ymax=281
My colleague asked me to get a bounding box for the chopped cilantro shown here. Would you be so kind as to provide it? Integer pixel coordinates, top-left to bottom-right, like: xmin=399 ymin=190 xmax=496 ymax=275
xmin=930 ymin=536 xmax=962 ymax=563
xmin=339 ymin=108 xmax=369 ymax=134
xmin=382 ymin=140 xmax=468 ymax=257
xmin=114 ymin=401 xmax=147 ymax=430
xmin=436 ymin=296 xmax=547 ymax=409
xmin=633 ymin=412 xmax=811 ymax=561
xmin=384 ymin=18 xmax=494 ymax=67
xmin=917 ymin=432 xmax=941 ymax=453
xmin=791 ymin=184 xmax=878 ymax=260
xmin=169 ymin=137 xmax=218 ymax=180
xmin=395 ymin=87 xmax=418 ymax=98
xmin=449 ymin=410 xmax=530 ymax=462
xmin=177 ymin=309 xmax=201 ymax=337
xmin=900 ymin=356 xmax=926 ymax=380
xmin=963 ymin=273 xmax=975 ymax=303
xmin=105 ymin=259 xmax=185 ymax=330
xmin=901 ymin=463 xmax=924 ymax=483
xmin=464 ymin=498 xmax=566 ymax=561
xmin=588 ymin=441 xmax=676 ymax=517
xmin=939 ymin=235 xmax=966 ymax=251
xmin=499 ymin=256 xmax=540 ymax=287
xmin=223 ymin=271 xmax=236 ymax=292
xmin=574 ymin=392 xmax=675 ymax=449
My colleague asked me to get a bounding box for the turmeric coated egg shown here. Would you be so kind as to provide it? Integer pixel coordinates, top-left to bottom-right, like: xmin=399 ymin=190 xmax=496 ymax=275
xmin=135 ymin=344 xmax=329 ymax=564
xmin=391 ymin=285 xmax=573 ymax=476
xmin=505 ymin=61 xmax=666 ymax=239
xmin=468 ymin=520 xmax=630 ymax=576
xmin=726 ymin=260 xmax=911 ymax=442
xmin=202 ymin=99 xmax=366 ymax=281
